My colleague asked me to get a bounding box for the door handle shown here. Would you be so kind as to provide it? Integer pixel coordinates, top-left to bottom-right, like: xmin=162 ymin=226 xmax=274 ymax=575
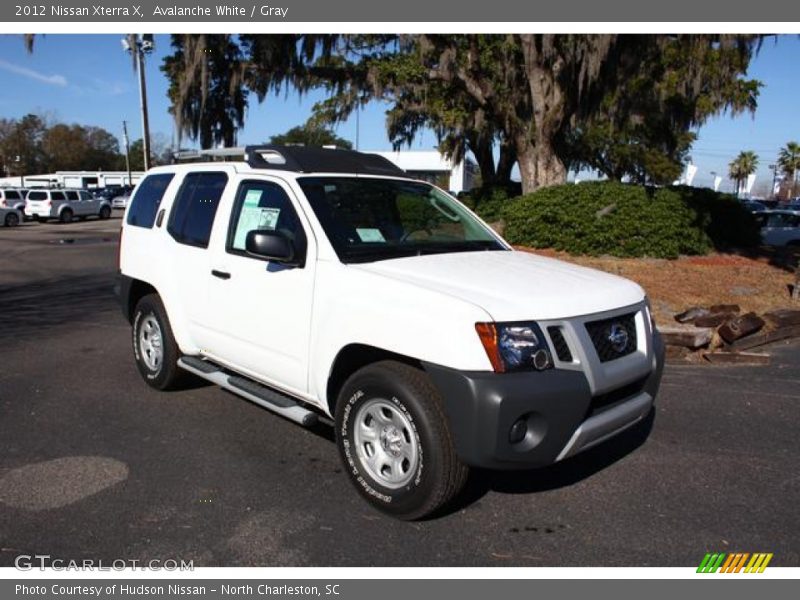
xmin=211 ymin=270 xmax=231 ymax=280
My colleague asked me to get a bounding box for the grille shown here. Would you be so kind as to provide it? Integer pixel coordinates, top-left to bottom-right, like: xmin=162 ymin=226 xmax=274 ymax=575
xmin=585 ymin=312 xmax=638 ymax=363
xmin=547 ymin=326 xmax=573 ymax=362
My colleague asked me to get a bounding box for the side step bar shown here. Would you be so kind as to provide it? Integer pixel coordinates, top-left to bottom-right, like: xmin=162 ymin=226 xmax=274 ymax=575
xmin=177 ymin=356 xmax=318 ymax=427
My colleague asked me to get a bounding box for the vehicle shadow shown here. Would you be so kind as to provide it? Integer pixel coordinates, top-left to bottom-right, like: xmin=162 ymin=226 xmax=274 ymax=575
xmin=439 ymin=409 xmax=656 ymax=518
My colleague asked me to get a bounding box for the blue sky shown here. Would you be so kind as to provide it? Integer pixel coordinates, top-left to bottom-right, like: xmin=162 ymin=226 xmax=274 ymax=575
xmin=0 ymin=34 xmax=797 ymax=194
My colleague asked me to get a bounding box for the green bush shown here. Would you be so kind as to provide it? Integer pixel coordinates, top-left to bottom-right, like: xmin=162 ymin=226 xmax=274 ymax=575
xmin=459 ymin=184 xmax=520 ymax=222
xmin=500 ymin=181 xmax=760 ymax=259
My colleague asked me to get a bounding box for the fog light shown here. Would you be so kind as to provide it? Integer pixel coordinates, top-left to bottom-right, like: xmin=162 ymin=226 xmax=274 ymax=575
xmin=509 ymin=418 xmax=528 ymax=444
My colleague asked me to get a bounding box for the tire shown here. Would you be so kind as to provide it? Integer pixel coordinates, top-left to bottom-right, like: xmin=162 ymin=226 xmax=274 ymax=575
xmin=59 ymin=209 xmax=73 ymax=224
xmin=335 ymin=360 xmax=469 ymax=520
xmin=4 ymin=212 xmax=20 ymax=227
xmin=132 ymin=294 xmax=188 ymax=390
xmin=99 ymin=205 xmax=111 ymax=220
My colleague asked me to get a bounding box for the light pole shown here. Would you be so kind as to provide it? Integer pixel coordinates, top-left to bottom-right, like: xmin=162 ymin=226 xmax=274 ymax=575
xmin=122 ymin=34 xmax=154 ymax=171
xmin=122 ymin=120 xmax=132 ymax=186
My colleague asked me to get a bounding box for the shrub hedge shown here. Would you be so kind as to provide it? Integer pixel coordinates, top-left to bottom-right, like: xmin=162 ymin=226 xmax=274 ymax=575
xmin=483 ymin=181 xmax=760 ymax=259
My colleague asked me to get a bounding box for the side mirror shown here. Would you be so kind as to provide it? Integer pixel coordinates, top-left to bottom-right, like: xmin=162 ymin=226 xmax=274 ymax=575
xmin=245 ymin=230 xmax=302 ymax=266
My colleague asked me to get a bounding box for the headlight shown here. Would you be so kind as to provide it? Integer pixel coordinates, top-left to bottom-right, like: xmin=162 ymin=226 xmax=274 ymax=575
xmin=475 ymin=321 xmax=552 ymax=373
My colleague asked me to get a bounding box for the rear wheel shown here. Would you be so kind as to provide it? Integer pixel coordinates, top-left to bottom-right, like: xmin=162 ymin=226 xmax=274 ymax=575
xmin=99 ymin=205 xmax=111 ymax=220
xmin=335 ymin=360 xmax=469 ymax=520
xmin=59 ymin=209 xmax=73 ymax=224
xmin=4 ymin=212 xmax=20 ymax=227
xmin=132 ymin=294 xmax=188 ymax=390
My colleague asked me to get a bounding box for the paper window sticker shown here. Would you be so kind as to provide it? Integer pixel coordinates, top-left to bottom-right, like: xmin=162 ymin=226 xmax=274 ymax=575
xmin=243 ymin=189 xmax=263 ymax=207
xmin=356 ymin=228 xmax=386 ymax=242
xmin=233 ymin=207 xmax=263 ymax=249
xmin=258 ymin=207 xmax=281 ymax=230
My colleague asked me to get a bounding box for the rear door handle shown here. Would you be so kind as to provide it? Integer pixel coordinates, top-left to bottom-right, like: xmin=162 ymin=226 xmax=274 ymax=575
xmin=211 ymin=270 xmax=231 ymax=280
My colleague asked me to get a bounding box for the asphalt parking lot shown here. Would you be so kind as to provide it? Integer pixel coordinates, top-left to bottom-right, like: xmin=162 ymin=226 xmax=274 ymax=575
xmin=0 ymin=216 xmax=798 ymax=567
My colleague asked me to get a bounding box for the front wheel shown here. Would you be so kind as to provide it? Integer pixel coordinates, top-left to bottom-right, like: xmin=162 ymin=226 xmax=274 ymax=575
xmin=4 ymin=212 xmax=20 ymax=227
xmin=335 ymin=361 xmax=469 ymax=520
xmin=132 ymin=294 xmax=188 ymax=390
xmin=99 ymin=205 xmax=111 ymax=220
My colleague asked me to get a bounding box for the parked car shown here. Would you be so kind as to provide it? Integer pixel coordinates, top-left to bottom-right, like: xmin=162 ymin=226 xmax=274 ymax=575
xmin=116 ymin=145 xmax=664 ymax=519
xmin=0 ymin=188 xmax=28 ymax=216
xmin=1 ymin=206 xmax=22 ymax=227
xmin=741 ymin=200 xmax=767 ymax=213
xmin=756 ymin=210 xmax=800 ymax=247
xmin=112 ymin=193 xmax=132 ymax=210
xmin=24 ymin=189 xmax=112 ymax=223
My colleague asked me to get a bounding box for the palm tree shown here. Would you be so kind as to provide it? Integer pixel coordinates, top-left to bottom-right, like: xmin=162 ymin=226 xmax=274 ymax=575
xmin=777 ymin=141 xmax=800 ymax=196
xmin=728 ymin=151 xmax=759 ymax=197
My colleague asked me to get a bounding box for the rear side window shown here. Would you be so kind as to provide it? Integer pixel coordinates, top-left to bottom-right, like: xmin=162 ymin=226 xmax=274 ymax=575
xmin=66 ymin=191 xmax=79 ymax=201
xmin=127 ymin=173 xmax=175 ymax=229
xmin=51 ymin=191 xmax=66 ymax=201
xmin=167 ymin=172 xmax=228 ymax=248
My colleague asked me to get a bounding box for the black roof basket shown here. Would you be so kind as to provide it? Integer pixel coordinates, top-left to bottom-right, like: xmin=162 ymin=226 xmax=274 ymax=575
xmin=243 ymin=145 xmax=408 ymax=178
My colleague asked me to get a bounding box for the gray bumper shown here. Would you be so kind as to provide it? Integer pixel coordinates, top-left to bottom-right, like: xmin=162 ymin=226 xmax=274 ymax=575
xmin=423 ymin=329 xmax=665 ymax=470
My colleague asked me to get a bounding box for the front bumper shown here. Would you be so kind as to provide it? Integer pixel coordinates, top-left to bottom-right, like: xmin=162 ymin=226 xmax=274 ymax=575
xmin=423 ymin=329 xmax=664 ymax=470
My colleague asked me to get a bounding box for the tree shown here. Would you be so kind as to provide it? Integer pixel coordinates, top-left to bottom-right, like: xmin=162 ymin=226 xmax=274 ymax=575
xmin=568 ymin=36 xmax=760 ymax=185
xmin=2 ymin=114 xmax=47 ymax=176
xmin=777 ymin=141 xmax=800 ymax=196
xmin=41 ymin=123 xmax=120 ymax=171
xmin=163 ymin=34 xmax=764 ymax=194
xmin=269 ymin=122 xmax=353 ymax=149
xmin=161 ymin=34 xmax=248 ymax=148
xmin=728 ymin=151 xmax=759 ymax=197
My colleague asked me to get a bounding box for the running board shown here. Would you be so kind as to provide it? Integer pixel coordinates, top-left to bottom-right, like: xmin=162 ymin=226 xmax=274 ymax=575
xmin=177 ymin=357 xmax=318 ymax=427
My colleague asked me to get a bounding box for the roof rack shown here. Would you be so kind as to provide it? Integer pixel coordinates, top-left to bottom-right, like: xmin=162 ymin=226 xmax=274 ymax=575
xmin=244 ymin=145 xmax=409 ymax=177
xmin=173 ymin=145 xmax=408 ymax=178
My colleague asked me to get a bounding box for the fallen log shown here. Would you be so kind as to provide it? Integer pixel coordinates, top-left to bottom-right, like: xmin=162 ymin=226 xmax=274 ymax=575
xmin=693 ymin=312 xmax=737 ymax=328
xmin=725 ymin=324 xmax=800 ymax=351
xmin=674 ymin=307 xmax=709 ymax=323
xmin=658 ymin=326 xmax=713 ymax=349
xmin=763 ymin=309 xmax=800 ymax=329
xmin=717 ymin=312 xmax=765 ymax=344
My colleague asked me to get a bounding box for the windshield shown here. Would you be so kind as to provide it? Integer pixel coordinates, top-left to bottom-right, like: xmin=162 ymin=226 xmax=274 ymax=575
xmin=297 ymin=177 xmax=505 ymax=263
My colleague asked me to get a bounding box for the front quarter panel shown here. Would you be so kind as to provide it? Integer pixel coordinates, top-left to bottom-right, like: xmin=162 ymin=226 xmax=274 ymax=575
xmin=310 ymin=260 xmax=495 ymax=413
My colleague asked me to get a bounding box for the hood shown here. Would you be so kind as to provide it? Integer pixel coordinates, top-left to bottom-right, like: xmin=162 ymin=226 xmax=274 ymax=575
xmin=351 ymin=250 xmax=645 ymax=321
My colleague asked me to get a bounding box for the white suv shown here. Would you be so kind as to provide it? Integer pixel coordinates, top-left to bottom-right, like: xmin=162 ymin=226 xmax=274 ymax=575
xmin=0 ymin=188 xmax=28 ymax=215
xmin=116 ymin=146 xmax=664 ymax=519
xmin=25 ymin=189 xmax=112 ymax=223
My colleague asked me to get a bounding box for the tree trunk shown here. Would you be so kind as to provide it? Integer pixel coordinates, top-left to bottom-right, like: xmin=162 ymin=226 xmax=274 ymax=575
xmin=518 ymin=35 xmax=569 ymax=195
xmin=516 ymin=139 xmax=567 ymax=195
xmin=470 ymin=135 xmax=497 ymax=187
xmin=495 ymin=141 xmax=516 ymax=188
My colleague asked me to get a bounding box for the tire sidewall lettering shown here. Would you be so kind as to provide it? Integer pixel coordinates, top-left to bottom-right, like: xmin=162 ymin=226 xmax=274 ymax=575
xmin=340 ymin=386 xmax=425 ymax=505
